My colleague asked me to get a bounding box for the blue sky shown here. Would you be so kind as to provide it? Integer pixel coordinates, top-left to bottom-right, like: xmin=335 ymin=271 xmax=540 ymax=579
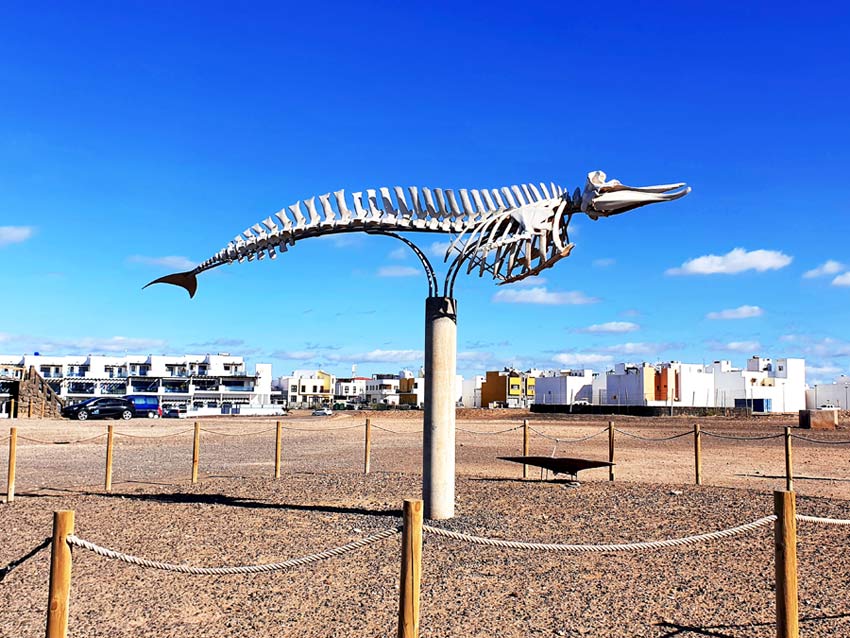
xmin=2 ymin=2 xmax=849 ymax=383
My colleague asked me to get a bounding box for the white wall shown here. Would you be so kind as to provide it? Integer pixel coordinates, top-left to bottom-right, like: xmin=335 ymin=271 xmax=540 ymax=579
xmin=535 ymin=370 xmax=593 ymax=404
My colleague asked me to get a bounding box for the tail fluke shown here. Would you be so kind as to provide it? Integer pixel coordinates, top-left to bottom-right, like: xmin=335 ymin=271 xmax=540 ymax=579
xmin=143 ymin=270 xmax=198 ymax=298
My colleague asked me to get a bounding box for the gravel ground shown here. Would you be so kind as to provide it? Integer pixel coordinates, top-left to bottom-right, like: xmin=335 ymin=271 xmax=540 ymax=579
xmin=1 ymin=412 xmax=849 ymax=637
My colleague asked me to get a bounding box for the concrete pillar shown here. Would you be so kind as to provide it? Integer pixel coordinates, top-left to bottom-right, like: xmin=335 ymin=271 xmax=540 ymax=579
xmin=423 ymin=296 xmax=457 ymax=520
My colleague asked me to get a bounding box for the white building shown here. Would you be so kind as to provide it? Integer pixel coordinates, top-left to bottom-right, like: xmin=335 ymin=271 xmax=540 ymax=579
xmin=592 ymin=356 xmax=805 ymax=413
xmin=366 ymin=374 xmax=401 ymax=406
xmin=708 ymin=357 xmax=806 ymax=413
xmin=461 ymin=375 xmax=484 ymax=408
xmin=0 ymin=353 xmax=272 ymax=410
xmin=534 ymin=369 xmax=594 ymax=405
xmin=334 ymin=377 xmax=369 ymax=405
xmin=276 ymin=370 xmax=335 ymax=408
xmin=806 ymin=375 xmax=850 ymax=409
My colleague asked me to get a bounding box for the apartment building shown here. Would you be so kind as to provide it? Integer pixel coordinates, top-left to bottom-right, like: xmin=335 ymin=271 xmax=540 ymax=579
xmin=594 ymin=356 xmax=805 ymax=413
xmin=480 ymin=368 xmax=537 ymax=408
xmin=534 ymin=369 xmax=594 ymax=405
xmin=277 ymin=370 xmax=334 ymax=408
xmin=333 ymin=377 xmax=369 ymax=405
xmin=0 ymin=353 xmax=272 ymax=409
xmin=806 ymin=376 xmax=850 ymax=409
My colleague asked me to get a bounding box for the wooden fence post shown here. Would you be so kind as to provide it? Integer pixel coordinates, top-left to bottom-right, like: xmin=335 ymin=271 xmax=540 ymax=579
xmin=10 ymin=399 xmax=15 ymax=419
xmin=522 ymin=419 xmax=530 ymax=479
xmin=6 ymin=427 xmax=16 ymax=503
xmin=46 ymin=510 xmax=75 ymax=638
xmin=104 ymin=425 xmax=114 ymax=493
xmin=274 ymin=421 xmax=282 ymax=480
xmin=398 ymin=499 xmax=423 ymax=638
xmin=41 ymin=396 xmax=46 ymax=418
xmin=784 ymin=427 xmax=793 ymax=492
xmin=364 ymin=418 xmax=372 ymax=474
xmin=774 ymin=491 xmax=799 ymax=638
xmin=27 ymin=399 xmax=32 ymax=418
xmin=608 ymin=421 xmax=615 ymax=481
xmin=191 ymin=422 xmax=200 ymax=484
xmin=694 ymin=423 xmax=702 ymax=486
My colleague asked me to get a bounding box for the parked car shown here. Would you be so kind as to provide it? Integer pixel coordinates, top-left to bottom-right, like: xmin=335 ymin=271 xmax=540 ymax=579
xmin=312 ymin=408 xmax=333 ymax=416
xmin=123 ymin=395 xmax=162 ymax=418
xmin=163 ymin=406 xmax=188 ymax=418
xmin=61 ymin=397 xmax=135 ymax=421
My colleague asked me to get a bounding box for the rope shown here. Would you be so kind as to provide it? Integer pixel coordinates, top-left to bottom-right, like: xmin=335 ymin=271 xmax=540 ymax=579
xmin=199 ymin=426 xmax=278 ymax=437
xmin=702 ymin=431 xmax=785 ymax=441
xmin=530 ymin=426 xmax=608 ymax=444
xmin=114 ymin=428 xmax=196 ymax=439
xmin=790 ymin=434 xmax=850 ymax=446
xmin=0 ymin=537 xmax=51 ymax=583
xmin=66 ymin=527 xmax=400 ymax=575
xmin=797 ymin=514 xmax=850 ymax=526
xmin=614 ymin=428 xmax=691 ymax=442
xmin=280 ymin=423 xmax=365 ymax=432
xmin=370 ymin=424 xmax=424 ymax=434
xmin=370 ymin=424 xmax=409 ymax=434
xmin=422 ymin=516 xmax=777 ymax=552
xmin=456 ymin=425 xmax=522 ymax=435
xmin=17 ymin=433 xmax=108 ymax=445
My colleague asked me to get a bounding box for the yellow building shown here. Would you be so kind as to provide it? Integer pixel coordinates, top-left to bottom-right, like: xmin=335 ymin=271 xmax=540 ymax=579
xmin=480 ymin=369 xmax=536 ymax=408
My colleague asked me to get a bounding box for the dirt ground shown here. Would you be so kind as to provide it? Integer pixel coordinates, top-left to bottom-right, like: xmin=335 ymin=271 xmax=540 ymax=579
xmin=1 ymin=411 xmax=849 ymax=637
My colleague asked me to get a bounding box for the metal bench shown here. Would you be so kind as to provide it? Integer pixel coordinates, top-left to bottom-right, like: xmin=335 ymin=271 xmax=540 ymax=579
xmin=498 ymin=456 xmax=614 ymax=484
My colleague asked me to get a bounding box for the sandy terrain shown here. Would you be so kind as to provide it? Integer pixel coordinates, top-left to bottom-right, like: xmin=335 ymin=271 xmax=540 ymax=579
xmin=1 ymin=411 xmax=849 ymax=637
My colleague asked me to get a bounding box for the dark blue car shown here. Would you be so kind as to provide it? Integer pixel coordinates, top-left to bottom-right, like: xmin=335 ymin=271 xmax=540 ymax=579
xmin=123 ymin=395 xmax=162 ymax=418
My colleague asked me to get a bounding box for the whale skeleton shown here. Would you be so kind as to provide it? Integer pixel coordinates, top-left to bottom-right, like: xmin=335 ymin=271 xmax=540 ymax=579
xmin=145 ymin=170 xmax=689 ymax=298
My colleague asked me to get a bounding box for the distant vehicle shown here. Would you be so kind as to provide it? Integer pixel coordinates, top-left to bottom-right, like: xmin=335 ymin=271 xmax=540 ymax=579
xmin=61 ymin=398 xmax=135 ymax=421
xmin=163 ymin=406 xmax=188 ymax=419
xmin=124 ymin=395 xmax=162 ymax=419
xmin=572 ymin=399 xmax=590 ymax=406
xmin=312 ymin=408 xmax=333 ymax=416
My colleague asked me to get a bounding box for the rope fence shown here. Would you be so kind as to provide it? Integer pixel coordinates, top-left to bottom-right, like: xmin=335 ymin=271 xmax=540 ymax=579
xmin=5 ymin=418 xmax=850 ymax=501
xmin=16 ymin=433 xmax=108 ymax=445
xmin=30 ymin=493 xmax=850 ymax=638
xmin=423 ymin=515 xmax=778 ymax=552
xmin=702 ymin=431 xmax=785 ymax=441
xmin=199 ymin=426 xmax=278 ymax=437
xmin=614 ymin=428 xmax=691 ymax=442
xmin=66 ymin=527 xmax=400 ymax=575
xmin=790 ymin=434 xmax=850 ymax=445
xmin=113 ymin=428 xmax=196 ymax=439
xmin=457 ymin=425 xmax=523 ymax=435
xmin=530 ymin=425 xmax=608 ymax=443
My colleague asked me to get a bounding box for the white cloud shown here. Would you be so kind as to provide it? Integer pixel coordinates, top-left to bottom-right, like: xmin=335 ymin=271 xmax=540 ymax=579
xmin=706 ymin=305 xmax=764 ymax=320
xmin=457 ymin=351 xmax=494 ymax=364
xmin=272 ymin=350 xmax=317 ymax=361
xmin=592 ymin=258 xmax=616 ymax=268
xmin=804 ymin=260 xmax=845 ymax=279
xmin=807 ymin=364 xmax=843 ymax=378
xmin=580 ymin=321 xmax=639 ymax=334
xmin=128 ymin=255 xmax=195 ymax=270
xmin=666 ymin=248 xmax=792 ymax=275
xmin=721 ymin=341 xmax=761 ymax=353
xmin=388 ymin=247 xmax=408 ymax=260
xmin=428 ymin=241 xmax=453 ymax=258
xmin=504 ymin=276 xmax=547 ymax=287
xmin=599 ymin=342 xmax=677 ymax=356
xmin=332 ymin=349 xmax=423 ymax=363
xmin=377 ymin=265 xmax=421 ymax=277
xmin=492 ymin=287 xmax=599 ymax=305
xmin=44 ymin=336 xmax=168 ymax=353
xmin=0 ymin=226 xmax=34 ymax=247
xmin=552 ymin=353 xmax=613 ymax=366
xmin=832 ymin=272 xmax=850 ymax=287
